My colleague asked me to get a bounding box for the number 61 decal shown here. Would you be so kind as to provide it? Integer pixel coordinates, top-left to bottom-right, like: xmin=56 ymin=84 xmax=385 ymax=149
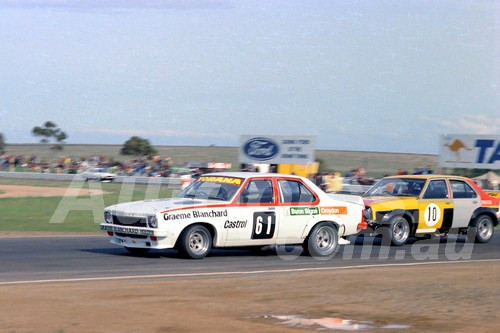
xmin=251 ymin=212 xmax=276 ymax=239
xmin=424 ymin=203 xmax=441 ymax=227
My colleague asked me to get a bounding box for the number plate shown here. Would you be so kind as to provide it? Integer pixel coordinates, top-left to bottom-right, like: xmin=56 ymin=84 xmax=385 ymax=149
xmin=100 ymin=224 xmax=155 ymax=236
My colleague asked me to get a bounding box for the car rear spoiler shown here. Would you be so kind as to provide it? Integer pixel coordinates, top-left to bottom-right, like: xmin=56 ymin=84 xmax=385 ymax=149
xmin=327 ymin=193 xmax=364 ymax=206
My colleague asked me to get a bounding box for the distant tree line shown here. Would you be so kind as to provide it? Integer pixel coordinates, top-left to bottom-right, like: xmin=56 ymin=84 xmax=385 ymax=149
xmin=4 ymin=120 xmax=156 ymax=157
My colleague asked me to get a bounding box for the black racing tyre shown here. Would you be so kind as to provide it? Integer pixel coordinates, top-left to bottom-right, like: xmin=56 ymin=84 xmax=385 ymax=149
xmin=304 ymin=222 xmax=339 ymax=258
xmin=467 ymin=215 xmax=494 ymax=243
xmin=124 ymin=247 xmax=150 ymax=255
xmin=380 ymin=216 xmax=411 ymax=246
xmin=177 ymin=224 xmax=212 ymax=259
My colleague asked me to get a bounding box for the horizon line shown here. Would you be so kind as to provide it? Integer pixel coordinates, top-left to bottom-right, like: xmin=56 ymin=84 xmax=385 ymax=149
xmin=4 ymin=142 xmax=438 ymax=156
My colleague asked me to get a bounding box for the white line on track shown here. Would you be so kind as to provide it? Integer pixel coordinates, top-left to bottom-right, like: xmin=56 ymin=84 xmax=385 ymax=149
xmin=1 ymin=258 xmax=499 ymax=286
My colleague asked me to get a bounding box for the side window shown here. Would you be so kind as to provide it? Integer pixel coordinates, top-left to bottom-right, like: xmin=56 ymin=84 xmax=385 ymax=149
xmin=278 ymin=180 xmax=316 ymax=203
xmin=423 ymin=180 xmax=449 ymax=199
xmin=239 ymin=180 xmax=274 ymax=204
xmin=464 ymin=183 xmax=477 ymax=198
xmin=450 ymin=180 xmax=477 ymax=199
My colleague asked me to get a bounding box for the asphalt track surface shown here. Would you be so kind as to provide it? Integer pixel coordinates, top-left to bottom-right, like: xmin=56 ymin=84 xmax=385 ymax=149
xmin=1 ymin=233 xmax=499 ymax=284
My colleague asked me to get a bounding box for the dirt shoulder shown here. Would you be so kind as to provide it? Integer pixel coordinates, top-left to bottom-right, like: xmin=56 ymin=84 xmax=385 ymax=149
xmin=1 ymin=262 xmax=498 ymax=332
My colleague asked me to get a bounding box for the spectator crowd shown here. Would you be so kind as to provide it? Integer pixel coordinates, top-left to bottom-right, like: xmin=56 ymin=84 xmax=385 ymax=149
xmin=0 ymin=154 xmax=174 ymax=177
xmin=0 ymin=154 xmax=456 ymax=191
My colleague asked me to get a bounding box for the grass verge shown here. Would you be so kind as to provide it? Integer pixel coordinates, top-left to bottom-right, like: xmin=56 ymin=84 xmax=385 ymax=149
xmin=0 ymin=179 xmax=175 ymax=233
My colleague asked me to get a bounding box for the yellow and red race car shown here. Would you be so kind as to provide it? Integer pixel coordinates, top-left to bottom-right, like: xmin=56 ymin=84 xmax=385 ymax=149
xmin=363 ymin=175 xmax=500 ymax=246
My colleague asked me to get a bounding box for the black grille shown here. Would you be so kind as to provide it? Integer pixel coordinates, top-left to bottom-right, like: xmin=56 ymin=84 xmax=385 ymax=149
xmin=115 ymin=233 xmax=148 ymax=239
xmin=112 ymin=215 xmax=147 ymax=227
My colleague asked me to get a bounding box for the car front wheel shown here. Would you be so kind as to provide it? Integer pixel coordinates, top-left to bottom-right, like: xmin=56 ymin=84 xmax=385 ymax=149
xmin=380 ymin=216 xmax=410 ymax=246
xmin=467 ymin=215 xmax=494 ymax=243
xmin=177 ymin=225 xmax=212 ymax=259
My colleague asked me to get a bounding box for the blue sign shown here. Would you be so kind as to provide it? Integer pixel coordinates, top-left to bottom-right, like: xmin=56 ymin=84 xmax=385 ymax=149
xmin=243 ymin=137 xmax=280 ymax=161
xmin=476 ymin=139 xmax=500 ymax=164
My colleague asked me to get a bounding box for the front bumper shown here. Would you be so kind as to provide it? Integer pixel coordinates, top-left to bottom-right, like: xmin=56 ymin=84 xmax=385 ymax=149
xmin=356 ymin=220 xmax=380 ymax=236
xmin=100 ymin=223 xmax=176 ymax=249
xmin=100 ymin=223 xmax=165 ymax=237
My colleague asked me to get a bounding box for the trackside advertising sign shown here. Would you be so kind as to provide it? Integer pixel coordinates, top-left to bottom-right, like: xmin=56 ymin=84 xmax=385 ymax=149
xmin=239 ymin=135 xmax=316 ymax=164
xmin=439 ymin=134 xmax=500 ymax=169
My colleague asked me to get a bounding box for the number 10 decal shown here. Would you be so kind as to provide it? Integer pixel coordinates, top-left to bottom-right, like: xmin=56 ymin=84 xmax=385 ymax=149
xmin=424 ymin=203 xmax=441 ymax=227
xmin=251 ymin=212 xmax=276 ymax=239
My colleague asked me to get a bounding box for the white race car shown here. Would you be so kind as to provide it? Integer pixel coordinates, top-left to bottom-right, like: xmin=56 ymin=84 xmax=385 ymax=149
xmin=100 ymin=172 xmax=367 ymax=259
xmin=81 ymin=168 xmax=116 ymax=182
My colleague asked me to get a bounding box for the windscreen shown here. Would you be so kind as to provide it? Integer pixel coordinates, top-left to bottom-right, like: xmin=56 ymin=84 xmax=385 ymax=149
xmin=365 ymin=178 xmax=426 ymax=197
xmin=176 ymin=176 xmax=243 ymax=201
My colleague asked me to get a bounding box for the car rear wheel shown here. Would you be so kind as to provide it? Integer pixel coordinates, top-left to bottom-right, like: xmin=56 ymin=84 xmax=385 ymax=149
xmin=305 ymin=223 xmax=339 ymax=258
xmin=177 ymin=225 xmax=212 ymax=259
xmin=124 ymin=247 xmax=150 ymax=255
xmin=467 ymin=215 xmax=494 ymax=243
xmin=381 ymin=216 xmax=410 ymax=246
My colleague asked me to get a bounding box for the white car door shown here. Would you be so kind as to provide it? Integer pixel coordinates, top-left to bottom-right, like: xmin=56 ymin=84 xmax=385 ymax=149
xmin=449 ymin=179 xmax=481 ymax=228
xmin=276 ymin=179 xmax=319 ymax=244
xmin=224 ymin=179 xmax=278 ymax=246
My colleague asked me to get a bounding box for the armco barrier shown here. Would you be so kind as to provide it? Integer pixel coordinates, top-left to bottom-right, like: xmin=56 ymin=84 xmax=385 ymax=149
xmin=0 ymin=171 xmax=181 ymax=186
xmin=0 ymin=171 xmax=76 ymax=181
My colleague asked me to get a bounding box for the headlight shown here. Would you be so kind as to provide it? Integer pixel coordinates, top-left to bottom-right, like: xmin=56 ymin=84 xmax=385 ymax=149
xmin=104 ymin=211 xmax=113 ymax=224
xmin=148 ymin=215 xmax=158 ymax=228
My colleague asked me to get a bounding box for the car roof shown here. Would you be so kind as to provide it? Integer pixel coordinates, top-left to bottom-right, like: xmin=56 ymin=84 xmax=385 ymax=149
xmin=202 ymin=172 xmax=305 ymax=180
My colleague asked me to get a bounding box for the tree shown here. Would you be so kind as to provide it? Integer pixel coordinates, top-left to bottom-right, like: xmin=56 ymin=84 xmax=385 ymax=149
xmin=121 ymin=136 xmax=157 ymax=156
xmin=0 ymin=132 xmax=5 ymax=154
xmin=32 ymin=121 xmax=68 ymax=150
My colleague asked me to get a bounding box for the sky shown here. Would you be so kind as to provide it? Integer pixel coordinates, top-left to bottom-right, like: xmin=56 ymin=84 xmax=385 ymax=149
xmin=0 ymin=0 xmax=498 ymax=153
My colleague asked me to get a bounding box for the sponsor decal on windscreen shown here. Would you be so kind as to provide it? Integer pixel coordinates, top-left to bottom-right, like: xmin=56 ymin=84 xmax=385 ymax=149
xmin=198 ymin=176 xmax=243 ymax=186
